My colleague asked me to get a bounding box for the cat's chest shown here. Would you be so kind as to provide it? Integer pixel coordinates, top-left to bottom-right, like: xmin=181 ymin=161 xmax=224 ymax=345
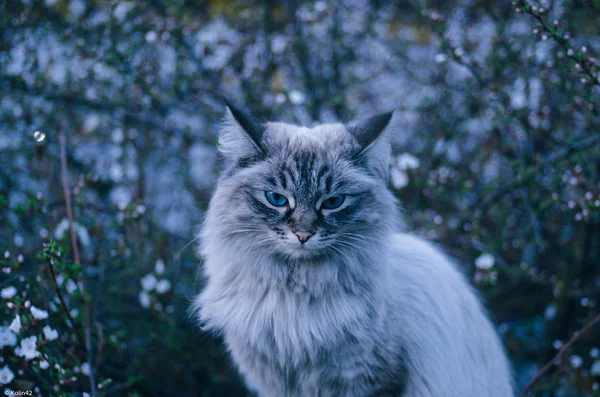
xmin=224 ymin=285 xmax=369 ymax=363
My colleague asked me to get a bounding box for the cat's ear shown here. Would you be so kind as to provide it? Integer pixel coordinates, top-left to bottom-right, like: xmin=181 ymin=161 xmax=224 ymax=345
xmin=218 ymin=102 xmax=265 ymax=161
xmin=347 ymin=111 xmax=394 ymax=153
xmin=347 ymin=111 xmax=394 ymax=178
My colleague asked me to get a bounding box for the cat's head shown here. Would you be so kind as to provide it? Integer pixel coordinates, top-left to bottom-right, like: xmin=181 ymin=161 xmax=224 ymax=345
xmin=204 ymin=103 xmax=399 ymax=262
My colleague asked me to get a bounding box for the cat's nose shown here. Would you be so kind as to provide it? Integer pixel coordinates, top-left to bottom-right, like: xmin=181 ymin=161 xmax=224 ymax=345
xmin=293 ymin=231 xmax=313 ymax=244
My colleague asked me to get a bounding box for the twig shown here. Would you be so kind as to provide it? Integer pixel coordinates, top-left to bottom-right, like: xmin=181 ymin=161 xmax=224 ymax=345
xmin=476 ymin=134 xmax=600 ymax=212
xmin=46 ymin=255 xmax=85 ymax=348
xmin=94 ymin=320 xmax=104 ymax=369
xmin=59 ymin=123 xmax=98 ymax=397
xmin=519 ymin=313 xmax=600 ymax=396
xmin=515 ymin=0 xmax=599 ymax=88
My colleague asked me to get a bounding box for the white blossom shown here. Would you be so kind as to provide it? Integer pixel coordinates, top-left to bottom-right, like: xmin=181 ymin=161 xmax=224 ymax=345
xmin=391 ymin=168 xmax=409 ymax=189
xmin=16 ymin=336 xmax=40 ymax=360
xmin=0 ymin=365 xmax=15 ymax=385
xmin=544 ymin=304 xmax=557 ymax=320
xmin=66 ymin=279 xmax=78 ymax=294
xmin=8 ymin=315 xmax=21 ymax=334
xmin=141 ymin=274 xmax=157 ymax=291
xmin=43 ymin=325 xmax=59 ymax=341
xmin=39 ymin=360 xmax=50 ymax=370
xmin=396 ymin=153 xmax=420 ymax=170
xmin=155 ymin=279 xmax=171 ymax=294
xmin=154 ymin=259 xmax=165 ymax=274
xmin=591 ymin=360 xmax=600 ymax=376
xmin=0 ymin=327 xmax=17 ymax=347
xmin=288 ymin=90 xmax=305 ymax=105
xmin=81 ymin=362 xmax=91 ymax=376
xmin=139 ymin=291 xmax=151 ymax=308
xmin=569 ymin=355 xmax=583 ymax=368
xmin=30 ymin=305 xmax=49 ymax=320
xmin=475 ymin=253 xmax=495 ymax=270
xmin=1 ymin=286 xmax=17 ymax=299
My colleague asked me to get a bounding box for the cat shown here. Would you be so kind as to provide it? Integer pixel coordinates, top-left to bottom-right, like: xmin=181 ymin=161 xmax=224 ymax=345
xmin=193 ymin=103 xmax=514 ymax=397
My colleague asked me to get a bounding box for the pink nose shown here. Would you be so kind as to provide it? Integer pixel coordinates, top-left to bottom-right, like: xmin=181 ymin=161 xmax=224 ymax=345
xmin=294 ymin=231 xmax=313 ymax=243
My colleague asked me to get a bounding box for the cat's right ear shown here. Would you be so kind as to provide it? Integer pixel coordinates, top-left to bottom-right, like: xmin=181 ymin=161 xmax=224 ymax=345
xmin=218 ymin=102 xmax=265 ymax=162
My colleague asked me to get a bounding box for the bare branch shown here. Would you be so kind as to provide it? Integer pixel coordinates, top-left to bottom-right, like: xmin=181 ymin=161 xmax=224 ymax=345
xmin=59 ymin=123 xmax=98 ymax=397
xmin=519 ymin=313 xmax=600 ymax=396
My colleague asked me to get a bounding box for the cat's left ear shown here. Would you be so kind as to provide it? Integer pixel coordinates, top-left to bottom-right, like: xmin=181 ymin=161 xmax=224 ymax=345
xmin=347 ymin=111 xmax=394 ymax=152
xmin=218 ymin=101 xmax=265 ymax=163
xmin=347 ymin=111 xmax=394 ymax=178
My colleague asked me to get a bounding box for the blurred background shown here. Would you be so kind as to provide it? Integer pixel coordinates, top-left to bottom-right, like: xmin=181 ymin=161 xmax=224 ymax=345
xmin=1 ymin=0 xmax=599 ymax=396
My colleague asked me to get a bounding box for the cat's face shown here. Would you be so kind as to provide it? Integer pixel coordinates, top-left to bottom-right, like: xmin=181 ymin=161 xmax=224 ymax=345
xmin=206 ymin=104 xmax=397 ymax=262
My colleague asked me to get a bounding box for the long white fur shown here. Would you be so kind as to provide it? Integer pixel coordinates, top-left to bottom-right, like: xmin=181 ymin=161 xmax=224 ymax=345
xmin=194 ymin=112 xmax=514 ymax=396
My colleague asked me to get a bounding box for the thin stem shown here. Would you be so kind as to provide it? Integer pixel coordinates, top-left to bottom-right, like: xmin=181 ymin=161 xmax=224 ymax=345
xmin=519 ymin=313 xmax=600 ymax=396
xmin=46 ymin=255 xmax=85 ymax=348
xmin=59 ymin=123 xmax=98 ymax=397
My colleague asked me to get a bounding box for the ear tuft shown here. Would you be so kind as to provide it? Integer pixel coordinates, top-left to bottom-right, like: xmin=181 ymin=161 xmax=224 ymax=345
xmin=218 ymin=103 xmax=265 ymax=162
xmin=347 ymin=111 xmax=394 ymax=152
xmin=347 ymin=111 xmax=394 ymax=179
xmin=225 ymin=100 xmax=265 ymax=150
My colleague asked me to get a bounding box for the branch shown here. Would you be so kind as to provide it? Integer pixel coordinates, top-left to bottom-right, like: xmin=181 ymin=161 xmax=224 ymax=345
xmin=519 ymin=313 xmax=600 ymax=396
xmin=46 ymin=254 xmax=85 ymax=348
xmin=476 ymin=133 xmax=600 ymax=212
xmin=59 ymin=124 xmax=97 ymax=397
xmin=515 ymin=0 xmax=599 ymax=88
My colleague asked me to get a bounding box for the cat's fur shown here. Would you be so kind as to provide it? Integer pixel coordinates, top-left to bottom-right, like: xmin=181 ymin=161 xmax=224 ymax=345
xmin=194 ymin=105 xmax=514 ymax=397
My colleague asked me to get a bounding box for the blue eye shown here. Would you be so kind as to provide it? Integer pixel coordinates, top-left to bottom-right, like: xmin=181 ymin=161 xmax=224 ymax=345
xmin=265 ymin=191 xmax=288 ymax=207
xmin=321 ymin=195 xmax=345 ymax=210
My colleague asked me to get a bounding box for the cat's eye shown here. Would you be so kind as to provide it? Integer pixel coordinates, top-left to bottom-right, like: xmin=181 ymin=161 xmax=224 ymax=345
xmin=265 ymin=191 xmax=288 ymax=207
xmin=321 ymin=195 xmax=345 ymax=210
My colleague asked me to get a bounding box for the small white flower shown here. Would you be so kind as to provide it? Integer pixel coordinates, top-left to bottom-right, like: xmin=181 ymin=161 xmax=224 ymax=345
xmin=288 ymin=90 xmax=305 ymax=105
xmin=396 ymin=153 xmax=420 ymax=170
xmin=544 ymin=304 xmax=557 ymax=320
xmin=591 ymin=360 xmax=600 ymax=376
xmin=80 ymin=362 xmax=91 ymax=376
xmin=139 ymin=291 xmax=151 ymax=308
xmin=30 ymin=305 xmax=49 ymax=320
xmin=16 ymin=336 xmax=40 ymax=360
xmin=66 ymin=279 xmax=78 ymax=294
xmin=39 ymin=360 xmax=50 ymax=370
xmin=434 ymin=53 xmax=448 ymax=63
xmin=141 ymin=274 xmax=157 ymax=291
xmin=1 ymin=286 xmax=17 ymax=299
xmin=0 ymin=365 xmax=15 ymax=385
xmin=591 ymin=347 xmax=600 ymax=358
xmin=475 ymin=254 xmax=495 ymax=270
xmin=0 ymin=327 xmax=17 ymax=347
xmin=154 ymin=259 xmax=165 ymax=274
xmin=83 ymin=393 xmax=90 ymax=397
xmin=570 ymin=355 xmax=583 ymax=369
xmin=553 ymin=340 xmax=563 ymax=349
xmin=8 ymin=315 xmax=21 ymax=334
xmin=155 ymin=280 xmax=171 ymax=294
xmin=43 ymin=325 xmax=59 ymax=341
xmin=391 ymin=168 xmax=409 ymax=189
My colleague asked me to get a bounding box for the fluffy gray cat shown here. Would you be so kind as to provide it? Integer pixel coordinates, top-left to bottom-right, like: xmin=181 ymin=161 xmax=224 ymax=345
xmin=194 ymin=104 xmax=514 ymax=397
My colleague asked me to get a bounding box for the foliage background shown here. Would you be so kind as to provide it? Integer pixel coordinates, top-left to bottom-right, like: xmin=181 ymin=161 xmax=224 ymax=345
xmin=1 ymin=0 xmax=599 ymax=396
